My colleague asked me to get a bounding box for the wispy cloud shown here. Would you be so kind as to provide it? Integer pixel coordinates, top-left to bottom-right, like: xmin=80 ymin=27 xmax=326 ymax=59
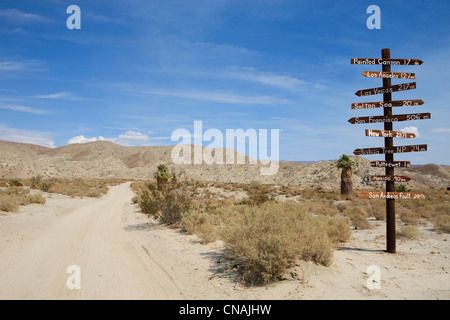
xmin=143 ymin=89 xmax=292 ymax=105
xmin=0 ymin=104 xmax=48 ymax=114
xmin=0 ymin=123 xmax=55 ymax=148
xmin=30 ymin=91 xmax=81 ymax=100
xmin=0 ymin=61 xmax=26 ymax=71
xmin=0 ymin=59 xmax=47 ymax=73
xmin=223 ymin=67 xmax=307 ymax=91
xmin=0 ymin=9 xmax=52 ymax=24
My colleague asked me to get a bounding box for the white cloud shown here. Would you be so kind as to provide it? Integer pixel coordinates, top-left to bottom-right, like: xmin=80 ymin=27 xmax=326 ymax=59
xmin=67 ymin=135 xmax=105 ymax=144
xmin=0 ymin=104 xmax=48 ymax=114
xmin=400 ymin=126 xmax=420 ymax=137
xmin=0 ymin=124 xmax=55 ymax=148
xmin=117 ymin=131 xmax=148 ymax=142
xmin=67 ymin=131 xmax=149 ymax=146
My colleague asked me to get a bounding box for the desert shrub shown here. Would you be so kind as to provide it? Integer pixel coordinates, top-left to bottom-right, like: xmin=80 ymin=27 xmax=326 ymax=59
xmin=8 ymin=178 xmax=22 ymax=187
xmin=397 ymin=225 xmax=422 ymax=240
xmin=347 ymin=206 xmax=371 ymax=230
xmin=139 ymin=188 xmax=163 ymax=217
xmin=159 ymin=188 xmax=191 ymax=224
xmin=48 ymin=180 xmax=109 ymax=198
xmin=181 ymin=210 xmax=219 ymax=244
xmin=0 ymin=196 xmax=20 ymax=212
xmin=220 ymin=202 xmax=348 ymax=284
xmin=395 ymin=184 xmax=411 ymax=192
xmin=25 ymin=194 xmax=46 ymax=205
xmin=30 ymin=175 xmax=43 ymax=188
xmin=306 ymin=202 xmax=339 ymax=216
xmin=39 ymin=182 xmax=53 ymax=192
xmin=431 ymin=202 xmax=450 ymax=234
xmin=0 ymin=187 xmax=45 ymax=212
xmin=368 ymin=200 xmax=386 ymax=221
xmin=398 ymin=206 xmax=421 ymax=225
xmin=319 ymin=216 xmax=352 ymax=243
xmin=139 ymin=182 xmax=192 ymax=225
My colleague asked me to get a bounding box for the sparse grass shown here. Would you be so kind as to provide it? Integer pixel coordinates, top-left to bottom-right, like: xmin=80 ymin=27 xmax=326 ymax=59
xmin=47 ymin=180 xmax=109 ymax=198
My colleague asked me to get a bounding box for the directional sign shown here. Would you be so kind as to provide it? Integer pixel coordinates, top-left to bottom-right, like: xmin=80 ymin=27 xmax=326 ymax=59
xmin=348 ymin=113 xmax=431 ymax=124
xmin=351 ymin=58 xmax=423 ymax=66
xmin=370 ymin=175 xmax=411 ymax=183
xmin=362 ymin=71 xmax=415 ymax=79
xmin=354 ymin=144 xmax=427 ymax=155
xmin=351 ymin=100 xmax=424 ymax=109
xmin=370 ymin=161 xmax=411 ymax=168
xmin=355 ymin=82 xmax=416 ymax=97
xmin=357 ymin=192 xmax=426 ymax=200
xmin=365 ymin=129 xmax=416 ymax=139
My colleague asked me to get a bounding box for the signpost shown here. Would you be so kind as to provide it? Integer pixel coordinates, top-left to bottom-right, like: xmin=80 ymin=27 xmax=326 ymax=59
xmin=370 ymin=161 xmax=411 ymax=168
xmin=348 ymin=113 xmax=430 ymax=124
xmin=351 ymin=58 xmax=423 ymax=65
xmin=351 ymin=100 xmax=424 ymax=109
xmin=355 ymin=82 xmax=416 ymax=97
xmin=356 ymin=192 xmax=426 ymax=200
xmin=365 ymin=129 xmax=416 ymax=139
xmin=362 ymin=71 xmax=415 ymax=79
xmin=369 ymin=176 xmax=411 ymax=183
xmin=350 ymin=49 xmax=429 ymax=253
xmin=353 ymin=144 xmax=428 ymax=155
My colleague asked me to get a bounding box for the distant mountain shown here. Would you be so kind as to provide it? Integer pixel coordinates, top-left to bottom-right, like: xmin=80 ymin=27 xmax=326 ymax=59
xmin=0 ymin=140 xmax=449 ymax=189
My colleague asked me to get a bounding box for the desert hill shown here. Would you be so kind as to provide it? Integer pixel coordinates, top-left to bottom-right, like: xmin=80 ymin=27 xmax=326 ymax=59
xmin=0 ymin=140 xmax=448 ymax=189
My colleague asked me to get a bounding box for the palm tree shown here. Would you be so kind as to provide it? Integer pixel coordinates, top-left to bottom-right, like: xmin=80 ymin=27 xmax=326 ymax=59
xmin=336 ymin=154 xmax=355 ymax=195
xmin=154 ymin=164 xmax=171 ymax=191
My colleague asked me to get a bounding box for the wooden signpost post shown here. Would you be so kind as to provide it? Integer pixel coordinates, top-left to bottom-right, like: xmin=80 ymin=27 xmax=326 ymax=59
xmin=350 ymin=49 xmax=429 ymax=253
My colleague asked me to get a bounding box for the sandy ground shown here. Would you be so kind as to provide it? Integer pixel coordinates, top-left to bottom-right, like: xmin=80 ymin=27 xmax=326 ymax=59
xmin=0 ymin=182 xmax=448 ymax=300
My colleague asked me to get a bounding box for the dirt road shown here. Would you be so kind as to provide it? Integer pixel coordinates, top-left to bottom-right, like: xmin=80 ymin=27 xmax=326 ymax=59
xmin=0 ymin=182 xmax=187 ymax=299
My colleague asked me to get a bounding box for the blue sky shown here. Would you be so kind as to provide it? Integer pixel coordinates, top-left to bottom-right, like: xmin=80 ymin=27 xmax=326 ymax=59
xmin=0 ymin=0 xmax=449 ymax=164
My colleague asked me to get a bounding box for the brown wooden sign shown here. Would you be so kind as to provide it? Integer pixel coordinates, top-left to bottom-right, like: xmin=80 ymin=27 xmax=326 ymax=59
xmin=355 ymin=82 xmax=416 ymax=97
xmin=351 ymin=58 xmax=423 ymax=66
xmin=357 ymin=192 xmax=426 ymax=200
xmin=351 ymin=99 xmax=424 ymax=109
xmin=370 ymin=161 xmax=411 ymax=168
xmin=351 ymin=49 xmax=427 ymax=253
xmin=362 ymin=71 xmax=415 ymax=79
xmin=353 ymin=144 xmax=427 ymax=155
xmin=370 ymin=175 xmax=411 ymax=182
xmin=348 ymin=113 xmax=431 ymax=124
xmin=365 ymin=129 xmax=416 ymax=139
